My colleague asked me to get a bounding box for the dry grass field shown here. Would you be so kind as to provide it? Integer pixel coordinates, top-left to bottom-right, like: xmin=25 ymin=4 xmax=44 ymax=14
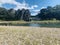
xmin=0 ymin=26 xmax=60 ymax=45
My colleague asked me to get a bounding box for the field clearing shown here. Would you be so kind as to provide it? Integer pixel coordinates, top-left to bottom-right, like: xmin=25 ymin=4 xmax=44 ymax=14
xmin=0 ymin=26 xmax=60 ymax=45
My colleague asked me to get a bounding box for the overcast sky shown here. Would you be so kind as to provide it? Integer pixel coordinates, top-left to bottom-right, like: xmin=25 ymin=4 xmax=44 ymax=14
xmin=0 ymin=0 xmax=60 ymax=16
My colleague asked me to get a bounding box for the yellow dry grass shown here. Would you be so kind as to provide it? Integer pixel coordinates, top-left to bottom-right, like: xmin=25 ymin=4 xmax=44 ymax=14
xmin=0 ymin=26 xmax=60 ymax=45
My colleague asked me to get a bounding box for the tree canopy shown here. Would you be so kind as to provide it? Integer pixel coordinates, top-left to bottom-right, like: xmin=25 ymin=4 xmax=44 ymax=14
xmin=0 ymin=7 xmax=31 ymax=21
xmin=37 ymin=5 xmax=60 ymax=20
xmin=0 ymin=5 xmax=60 ymax=21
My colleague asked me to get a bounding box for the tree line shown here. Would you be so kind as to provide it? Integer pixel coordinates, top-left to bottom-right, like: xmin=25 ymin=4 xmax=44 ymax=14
xmin=0 ymin=5 xmax=60 ymax=21
xmin=0 ymin=7 xmax=31 ymax=21
xmin=37 ymin=5 xmax=60 ymax=20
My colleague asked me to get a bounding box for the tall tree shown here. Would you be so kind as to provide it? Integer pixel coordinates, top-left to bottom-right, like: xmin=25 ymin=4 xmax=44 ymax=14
xmin=23 ymin=9 xmax=31 ymax=21
xmin=15 ymin=9 xmax=22 ymax=20
xmin=7 ymin=9 xmax=16 ymax=20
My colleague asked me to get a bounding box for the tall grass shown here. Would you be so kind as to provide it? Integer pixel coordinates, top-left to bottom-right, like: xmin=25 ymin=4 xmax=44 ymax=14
xmin=0 ymin=26 xmax=60 ymax=45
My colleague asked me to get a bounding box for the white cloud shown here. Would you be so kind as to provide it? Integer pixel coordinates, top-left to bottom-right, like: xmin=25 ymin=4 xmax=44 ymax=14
xmin=0 ymin=0 xmax=39 ymax=16
xmin=32 ymin=9 xmax=40 ymax=13
xmin=29 ymin=5 xmax=38 ymax=9
xmin=0 ymin=0 xmax=16 ymax=4
xmin=0 ymin=0 xmax=21 ymax=7
xmin=0 ymin=3 xmax=2 ymax=7
xmin=31 ymin=13 xmax=38 ymax=16
xmin=0 ymin=0 xmax=38 ymax=10
xmin=14 ymin=3 xmax=38 ymax=10
xmin=40 ymin=7 xmax=46 ymax=9
xmin=33 ymin=5 xmax=38 ymax=8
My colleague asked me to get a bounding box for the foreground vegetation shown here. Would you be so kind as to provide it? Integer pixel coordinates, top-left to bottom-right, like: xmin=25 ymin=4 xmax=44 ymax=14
xmin=0 ymin=26 xmax=60 ymax=45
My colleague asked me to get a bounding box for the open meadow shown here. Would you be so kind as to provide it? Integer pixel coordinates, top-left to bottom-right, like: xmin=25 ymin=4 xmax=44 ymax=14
xmin=0 ymin=0 xmax=60 ymax=45
xmin=0 ymin=26 xmax=60 ymax=45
